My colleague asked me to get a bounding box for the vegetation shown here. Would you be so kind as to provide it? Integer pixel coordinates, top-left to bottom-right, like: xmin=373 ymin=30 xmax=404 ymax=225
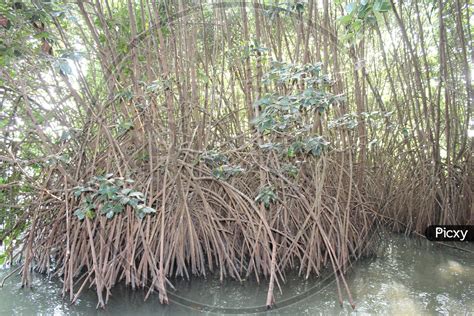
xmin=0 ymin=0 xmax=471 ymax=309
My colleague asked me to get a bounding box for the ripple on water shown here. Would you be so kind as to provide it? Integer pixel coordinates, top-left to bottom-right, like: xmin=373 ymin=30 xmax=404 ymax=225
xmin=0 ymin=233 xmax=473 ymax=315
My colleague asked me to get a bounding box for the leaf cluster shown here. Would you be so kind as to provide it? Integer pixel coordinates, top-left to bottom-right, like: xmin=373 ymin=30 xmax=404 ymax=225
xmin=73 ymin=174 xmax=155 ymax=220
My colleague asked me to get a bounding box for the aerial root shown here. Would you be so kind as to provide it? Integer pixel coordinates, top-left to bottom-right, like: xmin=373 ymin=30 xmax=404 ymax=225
xmin=19 ymin=152 xmax=375 ymax=308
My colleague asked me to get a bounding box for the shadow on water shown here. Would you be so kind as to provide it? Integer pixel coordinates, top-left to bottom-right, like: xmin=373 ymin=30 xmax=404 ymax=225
xmin=0 ymin=233 xmax=473 ymax=315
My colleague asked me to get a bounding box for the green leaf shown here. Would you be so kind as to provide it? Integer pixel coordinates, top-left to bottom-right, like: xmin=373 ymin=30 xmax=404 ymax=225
xmin=85 ymin=209 xmax=96 ymax=219
xmin=74 ymin=208 xmax=85 ymax=220
xmin=0 ymin=253 xmax=6 ymax=265
xmin=294 ymin=1 xmax=304 ymax=12
xmin=129 ymin=191 xmax=144 ymax=199
xmin=402 ymin=127 xmax=409 ymax=137
xmin=98 ymin=184 xmax=118 ymax=198
xmin=120 ymin=197 xmax=130 ymax=205
xmin=281 ymin=164 xmax=299 ymax=178
xmin=352 ymin=19 xmax=363 ymax=32
xmin=55 ymin=59 xmax=72 ymax=76
xmin=287 ymin=146 xmax=295 ymax=158
xmin=304 ymin=136 xmax=330 ymax=157
xmin=345 ymin=2 xmax=357 ymax=14
xmin=101 ymin=203 xmax=112 ymax=214
xmin=255 ymin=186 xmax=277 ymax=209
xmin=142 ymin=207 xmax=156 ymax=214
xmin=366 ymin=15 xmax=377 ymax=26
xmin=33 ymin=31 xmax=50 ymax=39
xmin=117 ymin=90 xmax=133 ymax=101
xmin=374 ymin=0 xmax=391 ymax=12
xmin=112 ymin=204 xmax=124 ymax=214
xmin=338 ymin=15 xmax=353 ymax=26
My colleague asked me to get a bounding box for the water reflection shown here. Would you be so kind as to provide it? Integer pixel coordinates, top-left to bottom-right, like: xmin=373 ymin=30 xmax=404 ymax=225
xmin=0 ymin=234 xmax=472 ymax=315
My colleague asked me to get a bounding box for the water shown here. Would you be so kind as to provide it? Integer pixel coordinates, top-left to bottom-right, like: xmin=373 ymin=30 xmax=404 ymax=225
xmin=0 ymin=234 xmax=472 ymax=315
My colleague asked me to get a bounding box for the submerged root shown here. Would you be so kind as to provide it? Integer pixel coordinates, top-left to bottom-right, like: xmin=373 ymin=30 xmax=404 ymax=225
xmin=18 ymin=151 xmax=376 ymax=308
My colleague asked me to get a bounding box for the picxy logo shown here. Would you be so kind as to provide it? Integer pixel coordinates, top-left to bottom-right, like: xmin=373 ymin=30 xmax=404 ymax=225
xmin=425 ymin=225 xmax=473 ymax=242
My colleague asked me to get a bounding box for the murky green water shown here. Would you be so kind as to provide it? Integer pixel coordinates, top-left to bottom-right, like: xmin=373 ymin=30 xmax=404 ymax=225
xmin=0 ymin=234 xmax=472 ymax=315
